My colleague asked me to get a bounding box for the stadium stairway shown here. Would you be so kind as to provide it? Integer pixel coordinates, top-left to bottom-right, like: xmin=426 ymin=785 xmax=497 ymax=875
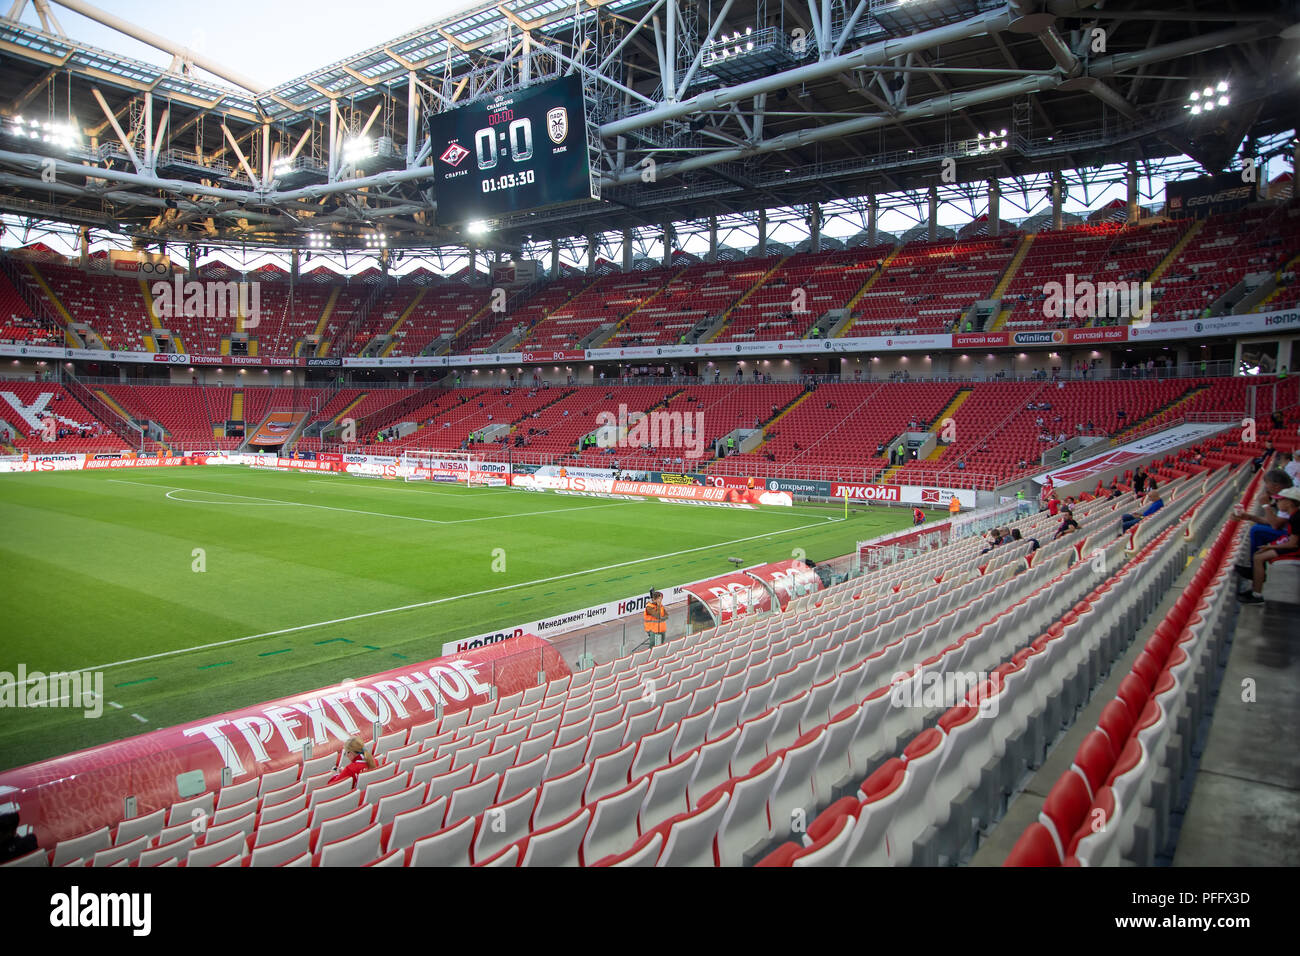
xmin=22 ymin=261 xmax=76 ymax=336
xmin=990 ymin=234 xmax=1034 ymax=302
xmin=605 ymin=263 xmax=691 ymax=346
xmin=380 ymin=288 xmax=430 ymax=357
xmin=1145 ymin=219 xmax=1204 ymax=287
xmin=137 ymin=279 xmax=169 ymax=351
xmin=328 ymin=392 xmax=368 ymax=426
xmin=1114 ymin=383 xmax=1209 ymax=443
xmin=705 ymin=255 xmax=789 ymax=344
xmin=927 ymin=388 xmax=973 ymax=453
xmin=312 ymin=288 xmax=340 ymax=344
xmin=829 ymin=248 xmax=900 ymax=337
xmin=1253 ymin=251 xmax=1300 ymax=312
xmin=93 ymin=389 xmax=136 ymax=425
xmin=748 ymin=388 xmax=813 ymax=456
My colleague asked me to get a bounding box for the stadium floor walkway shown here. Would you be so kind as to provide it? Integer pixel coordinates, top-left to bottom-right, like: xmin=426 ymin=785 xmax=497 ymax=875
xmin=1171 ymin=598 xmax=1300 ymax=866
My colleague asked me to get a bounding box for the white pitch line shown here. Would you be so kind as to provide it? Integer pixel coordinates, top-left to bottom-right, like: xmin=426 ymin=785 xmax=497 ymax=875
xmin=306 ymin=477 xmax=516 ymax=496
xmin=132 ymin=713 xmax=148 ymax=723
xmin=35 ymin=515 xmax=844 ymax=680
xmin=113 ymin=478 xmax=631 ymax=525
xmin=109 ymin=702 xmax=123 ymax=709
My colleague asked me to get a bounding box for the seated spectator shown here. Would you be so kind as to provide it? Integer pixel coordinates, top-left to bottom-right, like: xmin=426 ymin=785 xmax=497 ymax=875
xmin=1232 ymin=468 xmax=1294 ymax=559
xmin=327 ymin=736 xmax=378 ymax=787
xmin=1053 ymin=509 xmax=1079 ymax=539
xmin=1010 ymin=528 xmax=1039 ymax=551
xmin=1120 ymin=492 xmax=1164 ymax=533
xmin=1238 ymin=487 xmax=1300 ymax=604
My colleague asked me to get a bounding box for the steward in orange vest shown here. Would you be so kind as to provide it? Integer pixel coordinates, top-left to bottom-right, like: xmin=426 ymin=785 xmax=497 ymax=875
xmin=643 ymin=591 xmax=667 ymax=647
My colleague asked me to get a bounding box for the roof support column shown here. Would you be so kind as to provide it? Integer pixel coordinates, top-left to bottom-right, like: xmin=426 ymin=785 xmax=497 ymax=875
xmin=988 ymin=181 xmax=1000 ymax=237
xmin=927 ymin=185 xmax=938 ymax=241
xmin=757 ymin=207 xmax=767 ymax=258
xmin=622 ymin=227 xmax=633 ymax=272
xmin=1127 ymin=159 xmax=1139 ymax=223
xmin=1051 ymin=171 xmax=1064 ymax=231
xmin=406 ymin=72 xmax=419 ymax=167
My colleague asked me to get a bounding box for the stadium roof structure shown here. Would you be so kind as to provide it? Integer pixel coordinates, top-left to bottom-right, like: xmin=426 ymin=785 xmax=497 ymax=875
xmin=0 ymin=0 xmax=1298 ymax=256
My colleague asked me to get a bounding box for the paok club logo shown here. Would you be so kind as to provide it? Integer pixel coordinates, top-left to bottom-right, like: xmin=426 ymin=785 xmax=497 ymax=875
xmin=547 ymin=107 xmax=568 ymax=144
xmin=439 ymin=142 xmax=470 ymax=167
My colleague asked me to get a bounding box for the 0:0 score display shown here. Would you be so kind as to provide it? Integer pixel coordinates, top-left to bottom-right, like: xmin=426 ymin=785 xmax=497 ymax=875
xmin=474 ymin=110 xmax=535 ymax=170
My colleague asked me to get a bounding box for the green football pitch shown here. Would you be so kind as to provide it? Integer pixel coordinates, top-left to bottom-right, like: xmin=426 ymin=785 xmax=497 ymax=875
xmin=0 ymin=466 xmax=930 ymax=769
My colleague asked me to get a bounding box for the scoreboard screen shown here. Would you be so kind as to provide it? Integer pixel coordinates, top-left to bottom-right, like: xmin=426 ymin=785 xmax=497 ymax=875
xmin=428 ymin=74 xmax=596 ymax=225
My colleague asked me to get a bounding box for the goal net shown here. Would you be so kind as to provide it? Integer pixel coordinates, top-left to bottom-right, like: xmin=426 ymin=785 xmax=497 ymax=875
xmin=401 ymin=450 xmax=509 ymax=487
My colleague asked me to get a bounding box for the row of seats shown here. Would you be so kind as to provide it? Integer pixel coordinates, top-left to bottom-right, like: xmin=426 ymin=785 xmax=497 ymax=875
xmin=757 ymin=465 xmax=1241 ymax=865
xmin=1004 ymin=473 xmax=1248 ymax=865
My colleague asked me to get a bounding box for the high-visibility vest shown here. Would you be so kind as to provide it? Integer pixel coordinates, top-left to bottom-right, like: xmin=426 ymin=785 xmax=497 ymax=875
xmin=949 ymin=497 xmax=960 ymax=514
xmin=644 ymin=600 xmax=667 ymax=634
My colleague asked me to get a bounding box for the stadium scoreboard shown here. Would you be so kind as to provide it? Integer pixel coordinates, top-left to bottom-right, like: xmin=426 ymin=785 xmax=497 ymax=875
xmin=429 ymin=75 xmax=597 ymax=225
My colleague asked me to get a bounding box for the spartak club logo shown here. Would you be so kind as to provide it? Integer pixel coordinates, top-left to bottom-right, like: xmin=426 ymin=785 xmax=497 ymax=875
xmin=439 ymin=142 xmax=470 ymax=167
xmin=920 ymin=488 xmax=941 ymax=503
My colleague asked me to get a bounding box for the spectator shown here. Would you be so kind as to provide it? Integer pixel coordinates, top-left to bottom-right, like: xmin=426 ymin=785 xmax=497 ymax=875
xmin=1121 ymin=491 xmax=1164 ymax=533
xmin=1010 ymin=527 xmax=1039 ymax=551
xmin=1287 ymin=450 xmax=1300 ymax=485
xmin=1232 ymin=468 xmax=1294 ymax=562
xmin=1132 ymin=467 xmax=1147 ymax=495
xmin=327 ymin=736 xmax=378 ymax=787
xmin=1053 ymin=509 xmax=1079 ymax=539
xmin=0 ymin=812 xmax=37 ymax=864
xmin=1238 ymin=487 xmax=1300 ymax=604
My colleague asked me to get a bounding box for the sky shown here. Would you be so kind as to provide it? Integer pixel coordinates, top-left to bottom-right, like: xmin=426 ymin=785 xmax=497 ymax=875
xmin=13 ymin=0 xmax=488 ymax=90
